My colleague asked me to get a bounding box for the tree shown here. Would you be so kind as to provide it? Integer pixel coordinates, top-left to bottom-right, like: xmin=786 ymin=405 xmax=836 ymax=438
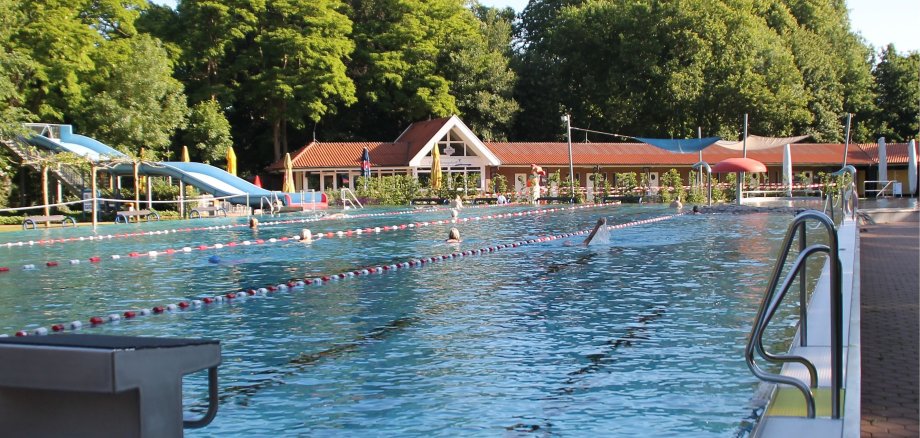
xmin=77 ymin=34 xmax=188 ymax=157
xmin=234 ymin=0 xmax=356 ymax=162
xmin=11 ymin=0 xmax=148 ymax=121
xmin=872 ymin=44 xmax=920 ymax=141
xmin=182 ymin=99 xmax=233 ymax=164
xmin=449 ymin=5 xmax=519 ymax=141
xmin=0 ymin=0 xmax=36 ymax=138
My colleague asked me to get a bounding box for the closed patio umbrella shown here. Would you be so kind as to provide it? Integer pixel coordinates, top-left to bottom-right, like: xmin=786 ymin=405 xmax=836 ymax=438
xmin=909 ymin=140 xmax=917 ymax=196
xmin=181 ymin=145 xmax=190 ymax=162
xmin=431 ymin=145 xmax=442 ymax=190
xmin=282 ymin=153 xmax=295 ymax=193
xmin=783 ymin=144 xmax=793 ymax=197
xmin=226 ymin=146 xmax=237 ymax=176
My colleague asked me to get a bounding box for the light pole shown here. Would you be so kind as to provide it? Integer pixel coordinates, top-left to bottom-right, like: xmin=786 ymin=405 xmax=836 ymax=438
xmin=563 ymin=114 xmax=575 ymax=201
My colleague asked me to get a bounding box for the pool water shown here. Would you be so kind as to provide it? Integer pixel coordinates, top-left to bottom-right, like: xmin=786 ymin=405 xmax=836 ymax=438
xmin=0 ymin=204 xmax=800 ymax=436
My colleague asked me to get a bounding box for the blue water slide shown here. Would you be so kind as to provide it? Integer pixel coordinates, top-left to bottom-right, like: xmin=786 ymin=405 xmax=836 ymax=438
xmin=24 ymin=125 xmax=323 ymax=207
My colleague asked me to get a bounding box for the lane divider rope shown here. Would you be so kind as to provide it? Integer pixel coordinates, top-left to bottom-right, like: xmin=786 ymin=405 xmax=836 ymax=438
xmin=5 ymin=212 xmax=684 ymax=337
xmin=0 ymin=201 xmax=527 ymax=248
xmin=1 ymin=203 xmax=618 ymax=272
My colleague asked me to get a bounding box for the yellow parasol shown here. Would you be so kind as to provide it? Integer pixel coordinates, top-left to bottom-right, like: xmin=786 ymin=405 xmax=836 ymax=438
xmin=181 ymin=145 xmax=190 ymax=162
xmin=282 ymin=152 xmax=295 ymax=192
xmin=430 ymin=145 xmax=442 ymax=190
xmin=226 ymin=146 xmax=237 ymax=175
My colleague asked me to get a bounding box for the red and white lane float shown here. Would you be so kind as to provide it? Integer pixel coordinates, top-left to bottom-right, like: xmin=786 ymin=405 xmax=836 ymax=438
xmin=0 ymin=200 xmax=534 ymax=249
xmin=8 ymin=212 xmax=684 ymax=337
xmin=2 ymin=203 xmax=620 ymax=273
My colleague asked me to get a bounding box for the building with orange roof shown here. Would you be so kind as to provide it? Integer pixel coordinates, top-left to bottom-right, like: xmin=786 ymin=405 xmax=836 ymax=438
xmin=267 ymin=115 xmax=917 ymax=198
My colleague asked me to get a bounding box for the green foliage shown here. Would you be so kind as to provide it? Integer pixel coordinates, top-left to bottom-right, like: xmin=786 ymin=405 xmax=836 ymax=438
xmin=183 ymin=99 xmax=233 ymax=164
xmin=0 ymin=215 xmax=26 ymax=225
xmin=512 ymin=0 xmax=874 ymax=142
xmin=871 ymin=45 xmax=920 ymax=141
xmin=0 ymin=0 xmax=36 ymax=138
xmin=78 ymin=34 xmax=188 ymax=157
xmin=658 ymin=169 xmax=685 ymax=204
xmin=355 ymin=175 xmax=422 ymax=205
xmin=615 ymin=172 xmax=638 ymax=195
xmin=724 ymin=172 xmax=737 ymax=202
xmin=686 ymin=170 xmax=706 ymax=205
xmin=238 ymin=0 xmax=357 ymax=161
xmin=490 ymin=173 xmax=508 ymax=194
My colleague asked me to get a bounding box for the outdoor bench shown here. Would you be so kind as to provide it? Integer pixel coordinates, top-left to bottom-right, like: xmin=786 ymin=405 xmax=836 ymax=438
xmin=115 ymin=209 xmax=160 ymax=223
xmin=190 ymin=206 xmax=227 ymax=219
xmin=536 ymin=196 xmax=575 ymax=204
xmin=22 ymin=215 xmax=77 ymax=230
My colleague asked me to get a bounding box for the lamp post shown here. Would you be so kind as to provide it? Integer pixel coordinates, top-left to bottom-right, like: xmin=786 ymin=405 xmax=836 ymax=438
xmin=563 ymin=114 xmax=575 ymax=202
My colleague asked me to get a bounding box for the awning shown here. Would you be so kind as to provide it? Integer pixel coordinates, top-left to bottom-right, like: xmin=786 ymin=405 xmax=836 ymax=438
xmin=633 ymin=137 xmax=721 ymax=153
xmin=715 ymin=135 xmax=809 ymax=151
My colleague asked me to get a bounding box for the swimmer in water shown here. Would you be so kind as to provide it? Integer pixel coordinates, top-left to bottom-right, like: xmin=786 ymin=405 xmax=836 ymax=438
xmin=453 ymin=195 xmax=463 ymax=210
xmin=446 ymin=227 xmax=461 ymax=243
xmin=450 ymin=208 xmax=459 ymax=219
xmin=299 ymin=228 xmax=313 ymax=242
xmin=581 ymin=217 xmax=608 ymax=246
xmin=564 ymin=218 xmax=609 ymax=247
xmin=249 ymin=217 xmax=259 ymax=229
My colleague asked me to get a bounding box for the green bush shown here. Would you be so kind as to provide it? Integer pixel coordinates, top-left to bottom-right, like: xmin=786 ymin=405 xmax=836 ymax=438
xmin=0 ymin=215 xmax=26 ymax=225
xmin=490 ymin=174 xmax=508 ymax=194
xmin=355 ymin=175 xmax=422 ymax=205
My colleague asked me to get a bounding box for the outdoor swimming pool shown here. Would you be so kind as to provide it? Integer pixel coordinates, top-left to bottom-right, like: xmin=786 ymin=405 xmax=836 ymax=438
xmin=0 ymin=204 xmax=805 ymax=436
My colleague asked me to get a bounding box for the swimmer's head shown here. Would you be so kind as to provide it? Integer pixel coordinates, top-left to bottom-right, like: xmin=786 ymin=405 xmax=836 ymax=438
xmin=300 ymin=229 xmax=312 ymax=241
xmin=448 ymin=227 xmax=460 ymax=241
xmin=450 ymin=208 xmax=459 ymax=218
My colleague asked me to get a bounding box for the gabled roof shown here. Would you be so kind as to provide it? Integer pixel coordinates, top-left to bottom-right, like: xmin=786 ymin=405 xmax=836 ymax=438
xmin=404 ymin=115 xmax=501 ymax=167
xmin=397 ymin=117 xmax=453 ymax=160
xmin=267 ymin=141 xmax=410 ymax=170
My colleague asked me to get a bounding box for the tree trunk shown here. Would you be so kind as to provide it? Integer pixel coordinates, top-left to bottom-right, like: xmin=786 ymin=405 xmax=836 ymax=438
xmin=281 ymin=100 xmax=288 ymax=157
xmin=282 ymin=117 xmax=288 ymax=157
xmin=42 ymin=166 xmax=50 ymax=219
xmin=273 ymin=118 xmax=282 ymax=162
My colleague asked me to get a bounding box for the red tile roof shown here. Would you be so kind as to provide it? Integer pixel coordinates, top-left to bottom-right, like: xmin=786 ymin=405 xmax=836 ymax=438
xmin=856 ymin=142 xmax=917 ymax=165
xmin=396 ymin=117 xmax=452 ymax=160
xmin=267 ymin=141 xmax=410 ymax=170
xmin=485 ymin=142 xmax=876 ymax=167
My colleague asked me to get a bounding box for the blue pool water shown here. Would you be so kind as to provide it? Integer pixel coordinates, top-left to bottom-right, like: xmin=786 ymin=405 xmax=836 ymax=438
xmin=0 ymin=204 xmax=800 ymax=436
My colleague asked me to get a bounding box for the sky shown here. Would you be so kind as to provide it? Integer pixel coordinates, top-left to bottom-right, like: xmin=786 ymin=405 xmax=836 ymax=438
xmin=150 ymin=0 xmax=918 ymax=54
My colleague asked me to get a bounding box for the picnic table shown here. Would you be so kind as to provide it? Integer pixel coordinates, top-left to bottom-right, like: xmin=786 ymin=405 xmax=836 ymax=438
xmin=115 ymin=209 xmax=160 ymax=224
xmin=22 ymin=215 xmax=77 ymax=230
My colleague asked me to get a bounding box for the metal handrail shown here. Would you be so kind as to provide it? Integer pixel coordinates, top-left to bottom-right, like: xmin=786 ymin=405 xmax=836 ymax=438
xmin=340 ymin=188 xmax=363 ymax=209
xmin=863 ymin=180 xmax=894 ymax=198
xmin=745 ymin=210 xmax=843 ymax=419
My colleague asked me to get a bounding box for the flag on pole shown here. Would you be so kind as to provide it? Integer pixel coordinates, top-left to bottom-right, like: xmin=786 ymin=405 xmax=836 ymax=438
xmin=361 ymin=147 xmax=371 ymax=179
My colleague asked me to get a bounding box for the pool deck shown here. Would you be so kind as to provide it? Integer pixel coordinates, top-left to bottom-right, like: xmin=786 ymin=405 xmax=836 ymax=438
xmin=859 ymin=219 xmax=919 ymax=437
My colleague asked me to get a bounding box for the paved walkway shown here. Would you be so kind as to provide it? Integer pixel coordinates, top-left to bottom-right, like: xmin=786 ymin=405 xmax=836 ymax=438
xmin=859 ymin=220 xmax=919 ymax=437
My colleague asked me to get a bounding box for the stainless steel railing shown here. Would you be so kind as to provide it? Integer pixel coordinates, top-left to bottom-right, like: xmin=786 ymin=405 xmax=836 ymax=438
xmin=745 ymin=210 xmax=843 ymax=419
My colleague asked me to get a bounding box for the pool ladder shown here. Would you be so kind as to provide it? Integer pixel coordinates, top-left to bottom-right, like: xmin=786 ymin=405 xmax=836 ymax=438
xmin=744 ymin=209 xmax=843 ymax=419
